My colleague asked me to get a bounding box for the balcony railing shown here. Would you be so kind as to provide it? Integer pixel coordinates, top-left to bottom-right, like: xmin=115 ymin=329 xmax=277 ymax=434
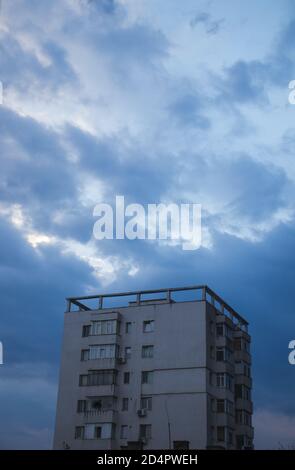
xmin=66 ymin=285 xmax=248 ymax=330
xmin=81 ymin=409 xmax=118 ymax=423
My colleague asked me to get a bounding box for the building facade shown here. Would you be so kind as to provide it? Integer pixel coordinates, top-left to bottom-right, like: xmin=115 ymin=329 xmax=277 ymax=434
xmin=53 ymin=285 xmax=253 ymax=450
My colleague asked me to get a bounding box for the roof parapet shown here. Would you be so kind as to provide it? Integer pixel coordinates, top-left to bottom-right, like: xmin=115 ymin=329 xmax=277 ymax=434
xmin=66 ymin=285 xmax=248 ymax=330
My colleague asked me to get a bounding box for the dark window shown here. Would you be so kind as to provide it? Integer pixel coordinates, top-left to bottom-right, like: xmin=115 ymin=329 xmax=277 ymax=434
xmin=79 ymin=370 xmax=117 ymax=386
xmin=234 ymin=338 xmax=242 ymax=351
xmin=120 ymin=425 xmax=128 ymax=439
xmin=94 ymin=426 xmax=102 ymax=439
xmin=216 ymin=324 xmax=224 ymax=336
xmin=85 ymin=370 xmax=117 ymax=386
xmin=122 ymin=398 xmax=129 ymax=411
xmin=217 ymin=426 xmax=225 ymax=442
xmin=143 ymin=320 xmax=154 ymax=333
xmin=216 ymin=347 xmax=231 ymax=362
xmin=173 ymin=441 xmax=189 ymax=450
xmin=77 ymin=400 xmax=87 ymax=413
xmin=81 ymin=349 xmax=89 ymax=361
xmin=216 ymin=348 xmax=224 ymax=361
xmin=124 ymin=372 xmax=130 ymax=384
xmin=236 ymin=435 xmax=244 ymax=450
xmin=142 ymin=345 xmax=154 ymax=358
xmin=140 ymin=424 xmax=152 ymax=439
xmin=141 ymin=371 xmax=153 ymax=384
xmin=217 ymin=399 xmax=225 ymax=413
xmin=141 ymin=396 xmax=152 ymax=410
xmin=82 ymin=325 xmax=91 ymax=337
xmin=228 ymin=430 xmax=233 ymax=445
xmin=125 ymin=322 xmax=132 ymax=334
xmin=75 ymin=426 xmax=84 ymax=439
xmin=235 ymin=384 xmax=243 ymax=399
xmin=79 ymin=374 xmax=88 ymax=386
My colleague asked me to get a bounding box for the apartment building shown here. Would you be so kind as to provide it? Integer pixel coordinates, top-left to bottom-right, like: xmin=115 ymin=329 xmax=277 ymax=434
xmin=53 ymin=285 xmax=253 ymax=450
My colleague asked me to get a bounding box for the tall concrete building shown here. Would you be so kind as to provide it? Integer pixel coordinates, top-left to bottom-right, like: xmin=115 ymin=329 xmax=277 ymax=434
xmin=53 ymin=285 xmax=253 ymax=450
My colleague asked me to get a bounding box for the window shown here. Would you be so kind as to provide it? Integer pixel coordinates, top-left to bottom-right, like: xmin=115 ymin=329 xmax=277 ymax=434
xmin=122 ymin=398 xmax=129 ymax=411
xmin=142 ymin=345 xmax=154 ymax=358
xmin=216 ymin=347 xmax=231 ymax=362
xmin=89 ymin=396 xmax=114 ymax=411
xmin=140 ymin=424 xmax=152 ymax=439
xmin=216 ymin=324 xmax=224 ymax=337
xmin=217 ymin=426 xmax=225 ymax=442
xmin=216 ymin=347 xmax=224 ymax=361
xmin=81 ymin=349 xmax=89 ymax=361
xmin=216 ymin=373 xmax=225 ymax=387
xmin=217 ymin=399 xmax=225 ymax=413
xmin=236 ymin=410 xmax=251 ymax=426
xmin=91 ymin=320 xmax=118 ymax=336
xmin=92 ymin=399 xmax=102 ymax=411
xmin=236 ymin=435 xmax=244 ymax=450
xmin=75 ymin=426 xmax=84 ymax=440
xmin=82 ymin=325 xmax=91 ymax=337
xmin=89 ymin=344 xmax=117 ymax=360
xmin=124 ymin=372 xmax=130 ymax=384
xmin=173 ymin=441 xmax=189 ymax=450
xmin=243 ymin=364 xmax=251 ymax=377
xmin=244 ymin=340 xmax=250 ymax=353
xmin=234 ymin=338 xmax=242 ymax=351
xmin=210 ymin=346 xmax=215 ymax=359
xmin=216 ymin=373 xmax=232 ymax=390
xmin=227 ymin=400 xmax=234 ymax=415
xmin=244 ymin=411 xmax=251 ymax=426
xmin=216 ymin=323 xmax=233 ymax=339
xmin=228 ymin=429 xmax=233 ymax=445
xmin=211 ymin=398 xmax=215 ymax=412
xmin=235 ymin=384 xmax=251 ymax=401
xmin=84 ymin=423 xmax=114 ymax=440
xmin=245 ymin=386 xmax=251 ymax=401
xmin=216 ymin=399 xmax=233 ymax=415
xmin=142 ymin=371 xmax=153 ymax=384
xmin=77 ymin=400 xmax=87 ymax=413
xmin=94 ymin=426 xmax=102 ymax=439
xmin=211 ymin=426 xmax=215 ymax=440
xmin=141 ymin=396 xmax=152 ymax=411
xmin=120 ymin=425 xmax=128 ymax=439
xmin=125 ymin=347 xmax=131 ymax=359
xmin=125 ymin=322 xmax=132 ymax=334
xmin=235 ymin=384 xmax=242 ymax=399
xmin=236 ymin=410 xmax=243 ymax=424
xmin=79 ymin=374 xmax=88 ymax=386
xmin=81 ymin=370 xmax=117 ymax=386
xmin=209 ymin=371 xmax=214 ymax=385
xmin=210 ymin=320 xmax=214 ymax=335
xmin=143 ymin=320 xmax=154 ymax=333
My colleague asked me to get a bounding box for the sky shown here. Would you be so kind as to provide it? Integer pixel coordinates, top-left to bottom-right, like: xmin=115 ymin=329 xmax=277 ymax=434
xmin=1 ymin=0 xmax=295 ymax=449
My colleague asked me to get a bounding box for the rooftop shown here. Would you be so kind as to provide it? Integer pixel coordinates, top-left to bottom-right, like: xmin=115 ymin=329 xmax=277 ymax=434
xmin=66 ymin=285 xmax=248 ymax=330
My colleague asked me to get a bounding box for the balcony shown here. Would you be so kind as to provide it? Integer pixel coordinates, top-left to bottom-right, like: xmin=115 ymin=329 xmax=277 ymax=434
xmin=234 ymin=350 xmax=251 ymax=365
xmin=235 ymin=398 xmax=253 ymax=414
xmin=81 ymin=384 xmax=117 ymax=397
xmin=87 ymin=358 xmax=118 ymax=369
xmin=83 ymin=409 xmax=117 ymax=423
xmin=235 ymin=374 xmax=252 ymax=388
xmin=235 ymin=424 xmax=254 ymax=439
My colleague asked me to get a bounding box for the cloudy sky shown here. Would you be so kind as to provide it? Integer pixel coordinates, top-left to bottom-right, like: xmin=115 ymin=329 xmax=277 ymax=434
xmin=1 ymin=0 xmax=295 ymax=449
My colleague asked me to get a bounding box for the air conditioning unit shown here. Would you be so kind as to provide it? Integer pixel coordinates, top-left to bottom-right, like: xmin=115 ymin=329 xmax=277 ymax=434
xmin=117 ymin=357 xmax=126 ymax=364
xmin=137 ymin=408 xmax=147 ymax=417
